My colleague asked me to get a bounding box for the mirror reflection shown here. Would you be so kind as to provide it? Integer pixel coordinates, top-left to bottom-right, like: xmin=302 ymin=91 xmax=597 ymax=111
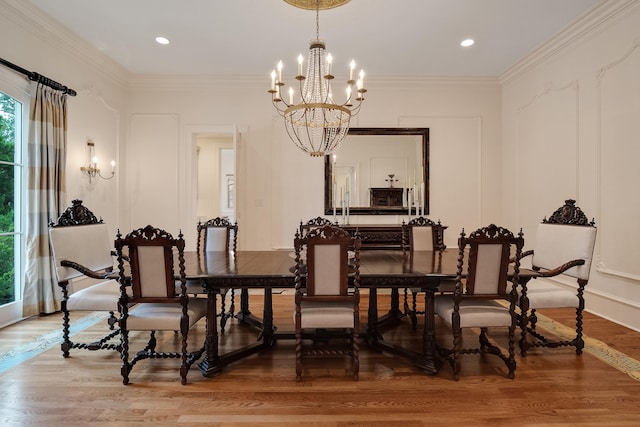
xmin=324 ymin=128 xmax=429 ymax=216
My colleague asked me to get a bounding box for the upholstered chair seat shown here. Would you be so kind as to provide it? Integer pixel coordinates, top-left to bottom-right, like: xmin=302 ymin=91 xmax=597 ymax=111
xmin=435 ymin=297 xmax=514 ymax=328
xmin=296 ymin=301 xmax=356 ymax=329
xmin=517 ymin=279 xmax=579 ymax=308
xmin=126 ymin=300 xmax=207 ymax=330
xmin=66 ymin=280 xmax=120 ymax=311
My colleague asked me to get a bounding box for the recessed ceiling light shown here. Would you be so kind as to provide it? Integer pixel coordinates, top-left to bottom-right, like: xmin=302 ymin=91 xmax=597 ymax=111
xmin=155 ymin=36 xmax=170 ymax=45
xmin=461 ymin=39 xmax=475 ymax=47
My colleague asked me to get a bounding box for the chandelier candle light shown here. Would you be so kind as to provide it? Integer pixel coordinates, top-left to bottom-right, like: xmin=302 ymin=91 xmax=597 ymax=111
xmin=269 ymin=0 xmax=366 ymax=157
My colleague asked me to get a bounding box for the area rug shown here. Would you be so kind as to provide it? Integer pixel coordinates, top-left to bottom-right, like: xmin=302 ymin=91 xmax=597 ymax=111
xmin=533 ymin=313 xmax=640 ymax=381
xmin=0 ymin=311 xmax=105 ymax=374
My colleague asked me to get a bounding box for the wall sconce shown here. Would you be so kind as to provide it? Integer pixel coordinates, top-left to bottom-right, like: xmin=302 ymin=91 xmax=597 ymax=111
xmin=80 ymin=139 xmax=115 ymax=184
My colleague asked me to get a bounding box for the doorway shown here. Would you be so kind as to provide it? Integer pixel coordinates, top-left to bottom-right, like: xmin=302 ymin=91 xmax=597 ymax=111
xmin=196 ymin=135 xmax=235 ymax=223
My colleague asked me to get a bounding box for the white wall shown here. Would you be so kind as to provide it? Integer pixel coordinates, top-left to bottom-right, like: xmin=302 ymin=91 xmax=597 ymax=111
xmin=128 ymin=77 xmax=501 ymax=251
xmin=501 ymin=1 xmax=640 ymax=330
xmin=0 ymin=1 xmax=129 ymax=242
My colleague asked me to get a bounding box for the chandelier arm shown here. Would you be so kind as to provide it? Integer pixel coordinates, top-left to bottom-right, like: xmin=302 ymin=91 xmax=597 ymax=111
xmin=346 ymin=100 xmax=362 ymax=115
xmin=98 ymin=170 xmax=115 ymax=180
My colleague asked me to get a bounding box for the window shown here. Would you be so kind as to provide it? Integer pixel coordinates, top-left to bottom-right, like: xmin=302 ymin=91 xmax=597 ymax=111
xmin=0 ymin=83 xmax=26 ymax=325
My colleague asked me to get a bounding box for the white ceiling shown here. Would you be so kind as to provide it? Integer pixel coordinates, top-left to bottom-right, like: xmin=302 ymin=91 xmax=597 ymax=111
xmin=28 ymin=0 xmax=603 ymax=78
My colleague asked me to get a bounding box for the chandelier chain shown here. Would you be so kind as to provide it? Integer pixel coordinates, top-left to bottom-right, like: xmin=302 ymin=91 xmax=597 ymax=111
xmin=316 ymin=0 xmax=320 ymax=40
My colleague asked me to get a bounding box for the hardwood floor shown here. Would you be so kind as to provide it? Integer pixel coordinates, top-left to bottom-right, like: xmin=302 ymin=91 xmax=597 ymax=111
xmin=1 ymin=292 xmax=639 ymax=426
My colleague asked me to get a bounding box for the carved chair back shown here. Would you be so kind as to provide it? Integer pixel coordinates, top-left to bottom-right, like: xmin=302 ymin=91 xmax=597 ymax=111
xmin=299 ymin=216 xmax=336 ymax=238
xmin=402 ymin=216 xmax=446 ymax=252
xmin=197 ymin=217 xmax=238 ymax=253
xmin=115 ymin=225 xmax=185 ymax=303
xmin=49 ymin=199 xmax=114 ymax=283
xmin=532 ymin=200 xmax=597 ymax=281
xmin=294 ymin=224 xmax=360 ymax=298
xmin=458 ymin=224 xmax=524 ymax=298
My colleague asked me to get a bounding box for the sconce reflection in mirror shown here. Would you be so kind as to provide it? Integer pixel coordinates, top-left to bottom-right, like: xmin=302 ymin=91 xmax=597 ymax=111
xmin=80 ymin=139 xmax=115 ymax=185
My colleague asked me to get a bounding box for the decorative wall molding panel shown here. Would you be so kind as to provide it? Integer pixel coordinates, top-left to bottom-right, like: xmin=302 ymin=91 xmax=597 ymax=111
xmin=514 ymin=80 xmax=580 ymax=229
xmin=596 ymin=41 xmax=640 ymax=282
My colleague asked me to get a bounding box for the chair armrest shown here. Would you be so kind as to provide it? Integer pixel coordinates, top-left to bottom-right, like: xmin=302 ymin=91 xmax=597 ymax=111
xmin=111 ymin=250 xmax=130 ymax=262
xmin=537 ymin=258 xmax=585 ymax=278
xmin=510 ymin=249 xmax=533 ymax=263
xmin=60 ymin=259 xmax=112 ymax=280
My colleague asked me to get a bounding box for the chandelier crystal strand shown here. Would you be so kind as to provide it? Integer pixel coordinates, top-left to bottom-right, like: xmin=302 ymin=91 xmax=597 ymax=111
xmin=269 ymin=0 xmax=366 ymax=157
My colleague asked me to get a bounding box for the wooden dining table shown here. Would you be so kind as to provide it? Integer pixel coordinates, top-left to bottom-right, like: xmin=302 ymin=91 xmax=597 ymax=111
xmin=182 ymin=249 xmax=535 ymax=378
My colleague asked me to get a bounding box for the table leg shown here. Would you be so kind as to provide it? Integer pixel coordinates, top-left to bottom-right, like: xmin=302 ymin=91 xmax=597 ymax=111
xmin=235 ymin=288 xmax=265 ymax=330
xmin=377 ymin=288 xmax=404 ymax=329
xmin=258 ymin=287 xmax=277 ymax=345
xmin=236 ymin=289 xmax=252 ymax=321
xmin=366 ymin=288 xmax=381 ymax=345
xmin=419 ymin=288 xmax=437 ymax=373
xmin=199 ymin=288 xmax=223 ymax=377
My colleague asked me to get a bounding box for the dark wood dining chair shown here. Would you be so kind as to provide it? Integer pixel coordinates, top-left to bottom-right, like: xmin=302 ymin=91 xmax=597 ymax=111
xmin=514 ymin=199 xmax=597 ymax=356
xmin=401 ymin=216 xmax=449 ymax=329
xmin=115 ymin=225 xmax=207 ymax=385
xmin=195 ymin=217 xmax=238 ymax=334
xmin=293 ymin=224 xmax=361 ymax=381
xmin=48 ymin=199 xmax=121 ymax=357
xmin=434 ymin=224 xmax=524 ymax=380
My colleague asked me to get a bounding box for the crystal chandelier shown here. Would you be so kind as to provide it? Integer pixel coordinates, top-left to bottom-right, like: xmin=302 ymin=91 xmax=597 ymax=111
xmin=269 ymin=0 xmax=366 ymax=157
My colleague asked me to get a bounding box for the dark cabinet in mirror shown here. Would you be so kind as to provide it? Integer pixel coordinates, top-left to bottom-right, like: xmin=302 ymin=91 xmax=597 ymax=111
xmin=324 ymin=128 xmax=429 ymax=215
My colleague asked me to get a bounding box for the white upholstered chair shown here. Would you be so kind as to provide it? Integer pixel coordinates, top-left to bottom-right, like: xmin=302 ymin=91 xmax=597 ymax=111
xmin=516 ymin=199 xmax=597 ymax=356
xmin=293 ymin=224 xmax=361 ymax=382
xmin=115 ymin=225 xmax=207 ymax=385
xmin=434 ymin=224 xmax=524 ymax=380
xmin=401 ymin=216 xmax=449 ymax=329
xmin=48 ymin=200 xmax=121 ymax=357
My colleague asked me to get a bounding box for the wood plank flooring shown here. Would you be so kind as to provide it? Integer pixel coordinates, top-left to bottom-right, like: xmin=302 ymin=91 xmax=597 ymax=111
xmin=1 ymin=292 xmax=639 ymax=426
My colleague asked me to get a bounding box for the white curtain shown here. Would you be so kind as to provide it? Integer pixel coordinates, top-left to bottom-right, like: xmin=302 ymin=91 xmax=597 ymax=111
xmin=22 ymin=82 xmax=67 ymax=316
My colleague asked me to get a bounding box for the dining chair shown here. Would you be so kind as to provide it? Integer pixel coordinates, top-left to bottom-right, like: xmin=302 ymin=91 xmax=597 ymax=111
xmin=401 ymin=216 xmax=449 ymax=329
xmin=434 ymin=224 xmax=524 ymax=380
xmin=195 ymin=217 xmax=238 ymax=334
xmin=115 ymin=225 xmax=207 ymax=385
xmin=515 ymin=199 xmax=597 ymax=356
xmin=293 ymin=224 xmax=361 ymax=381
xmin=48 ymin=199 xmax=121 ymax=357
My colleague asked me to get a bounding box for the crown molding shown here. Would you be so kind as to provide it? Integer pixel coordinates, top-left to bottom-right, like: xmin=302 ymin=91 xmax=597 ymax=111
xmin=500 ymin=0 xmax=640 ymax=85
xmin=1 ymin=0 xmax=130 ymax=89
xmin=127 ymin=74 xmax=268 ymax=91
xmin=127 ymin=73 xmax=500 ymax=92
xmin=368 ymin=75 xmax=500 ymax=88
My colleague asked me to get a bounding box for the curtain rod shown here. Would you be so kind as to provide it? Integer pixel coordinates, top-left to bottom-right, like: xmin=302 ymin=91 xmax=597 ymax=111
xmin=0 ymin=57 xmax=77 ymax=96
